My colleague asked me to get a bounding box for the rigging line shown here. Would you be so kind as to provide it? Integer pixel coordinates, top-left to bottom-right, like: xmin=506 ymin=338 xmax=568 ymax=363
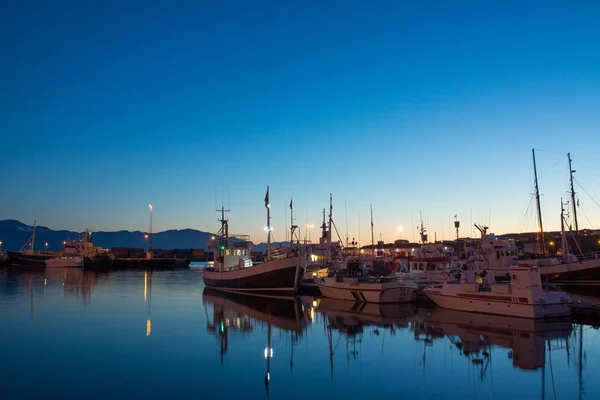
xmin=536 ymin=157 xmax=566 ymax=182
xmin=533 ymin=147 xmax=569 ymax=155
xmin=516 ymin=194 xmax=535 ymax=233
xmin=577 ymin=203 xmax=598 ymax=229
xmin=574 ymin=177 xmax=600 ymax=210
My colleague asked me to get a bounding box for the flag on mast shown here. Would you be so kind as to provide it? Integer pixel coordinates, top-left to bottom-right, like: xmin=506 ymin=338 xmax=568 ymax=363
xmin=264 ymin=186 xmax=270 ymax=208
xmin=289 ymin=198 xmax=293 ymax=210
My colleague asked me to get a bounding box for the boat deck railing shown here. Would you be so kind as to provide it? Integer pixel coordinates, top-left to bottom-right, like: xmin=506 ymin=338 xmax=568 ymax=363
xmin=576 ymin=251 xmax=600 ymax=262
xmin=229 ymin=234 xmax=251 ymax=242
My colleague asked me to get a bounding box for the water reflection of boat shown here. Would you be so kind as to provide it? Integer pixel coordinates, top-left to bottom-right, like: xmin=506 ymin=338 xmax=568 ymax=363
xmin=424 ymin=308 xmax=573 ymax=371
xmin=315 ymin=297 xmax=422 ymax=381
xmin=202 ymin=288 xmax=307 ymax=394
xmin=315 ymin=297 xmax=419 ymax=327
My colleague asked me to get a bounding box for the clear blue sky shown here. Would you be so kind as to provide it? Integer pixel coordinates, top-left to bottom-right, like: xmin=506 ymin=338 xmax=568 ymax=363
xmin=1 ymin=0 xmax=599 ymax=244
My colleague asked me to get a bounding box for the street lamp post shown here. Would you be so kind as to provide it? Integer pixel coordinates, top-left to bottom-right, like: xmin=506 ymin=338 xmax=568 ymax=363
xmin=0 ymin=241 xmax=3 ymax=251
xmin=148 ymin=204 xmax=153 ymax=259
xmin=144 ymin=234 xmax=149 ymax=254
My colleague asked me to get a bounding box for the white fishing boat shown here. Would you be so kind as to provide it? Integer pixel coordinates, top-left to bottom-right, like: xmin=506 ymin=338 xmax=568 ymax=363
xmin=423 ymin=264 xmax=572 ymax=319
xmin=45 ymin=255 xmax=84 ymax=268
xmin=203 ymin=186 xmax=303 ymax=297
xmin=315 ymin=259 xmax=418 ymax=303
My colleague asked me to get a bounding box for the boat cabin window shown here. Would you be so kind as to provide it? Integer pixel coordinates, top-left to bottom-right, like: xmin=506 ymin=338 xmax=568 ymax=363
xmin=426 ymin=263 xmax=436 ymax=271
xmin=437 ymin=263 xmax=447 ymax=270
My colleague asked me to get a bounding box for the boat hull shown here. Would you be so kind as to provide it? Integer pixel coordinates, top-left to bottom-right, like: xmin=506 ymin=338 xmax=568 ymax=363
xmin=6 ymin=251 xmax=53 ymax=266
xmin=315 ymin=278 xmax=418 ymax=303
xmin=45 ymin=257 xmax=84 ymax=268
xmin=203 ymin=256 xmax=302 ymax=297
xmin=424 ymin=289 xmax=571 ymax=319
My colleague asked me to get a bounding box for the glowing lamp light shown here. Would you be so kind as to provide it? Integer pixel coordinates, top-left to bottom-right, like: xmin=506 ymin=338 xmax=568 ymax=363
xmin=312 ymin=300 xmax=317 ymax=307
xmin=264 ymin=347 xmax=274 ymax=359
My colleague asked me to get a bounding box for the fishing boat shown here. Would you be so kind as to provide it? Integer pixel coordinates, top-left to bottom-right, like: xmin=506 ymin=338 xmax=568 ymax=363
xmin=45 ymin=255 xmax=84 ymax=268
xmin=6 ymin=221 xmax=56 ymax=266
xmin=423 ymin=264 xmax=572 ymax=319
xmin=315 ymin=203 xmax=419 ymax=303
xmin=62 ymin=231 xmax=114 ymax=268
xmin=299 ymin=194 xmax=343 ymax=289
xmin=203 ymin=186 xmax=303 ymax=297
xmin=315 ymin=259 xmax=419 ymax=303
xmin=391 ymin=219 xmax=459 ymax=291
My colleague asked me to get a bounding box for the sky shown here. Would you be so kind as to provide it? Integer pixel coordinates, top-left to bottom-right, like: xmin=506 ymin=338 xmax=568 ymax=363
xmin=1 ymin=0 xmax=600 ymax=245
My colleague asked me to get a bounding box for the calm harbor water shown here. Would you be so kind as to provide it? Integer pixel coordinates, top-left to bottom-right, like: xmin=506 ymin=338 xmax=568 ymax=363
xmin=1 ymin=266 xmax=599 ymax=399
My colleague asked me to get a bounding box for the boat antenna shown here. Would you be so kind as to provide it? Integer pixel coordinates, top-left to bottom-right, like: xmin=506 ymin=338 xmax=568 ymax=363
xmin=418 ymin=211 xmax=427 ymax=244
xmin=358 ymin=212 xmax=361 ymax=250
xmin=454 ymin=214 xmax=460 ymax=241
xmin=265 ymin=186 xmax=271 ymax=262
xmin=345 ymin=200 xmax=349 ymax=248
xmin=567 ymin=152 xmax=580 ymax=247
xmin=370 ymin=203 xmax=375 ymax=257
xmin=532 ymin=149 xmax=546 ymax=257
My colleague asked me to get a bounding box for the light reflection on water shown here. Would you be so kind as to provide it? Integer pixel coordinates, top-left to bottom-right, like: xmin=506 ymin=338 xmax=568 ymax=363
xmin=0 ymin=267 xmax=599 ymax=399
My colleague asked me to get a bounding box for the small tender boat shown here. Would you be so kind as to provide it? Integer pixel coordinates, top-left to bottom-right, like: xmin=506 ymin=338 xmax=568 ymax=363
xmin=423 ymin=264 xmax=572 ymax=319
xmin=315 ymin=260 xmax=418 ymax=303
xmin=45 ymin=256 xmax=84 ymax=268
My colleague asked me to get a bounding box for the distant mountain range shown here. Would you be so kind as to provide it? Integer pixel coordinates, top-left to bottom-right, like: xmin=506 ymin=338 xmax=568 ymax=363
xmin=0 ymin=220 xmax=288 ymax=252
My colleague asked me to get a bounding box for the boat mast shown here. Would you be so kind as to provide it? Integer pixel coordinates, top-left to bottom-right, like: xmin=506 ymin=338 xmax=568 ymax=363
xmin=560 ymin=199 xmax=569 ymax=263
xmin=216 ymin=204 xmax=229 ymax=270
xmin=418 ymin=212 xmax=428 ymax=244
xmin=31 ymin=220 xmax=37 ymax=253
xmin=568 ymin=153 xmax=580 ymax=245
xmin=532 ymin=148 xmax=546 ymax=257
xmin=327 ymin=194 xmax=332 ymax=263
xmin=370 ymin=203 xmax=375 ymax=257
xmin=289 ymin=198 xmax=297 ymax=246
xmin=265 ymin=185 xmax=271 ymax=262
